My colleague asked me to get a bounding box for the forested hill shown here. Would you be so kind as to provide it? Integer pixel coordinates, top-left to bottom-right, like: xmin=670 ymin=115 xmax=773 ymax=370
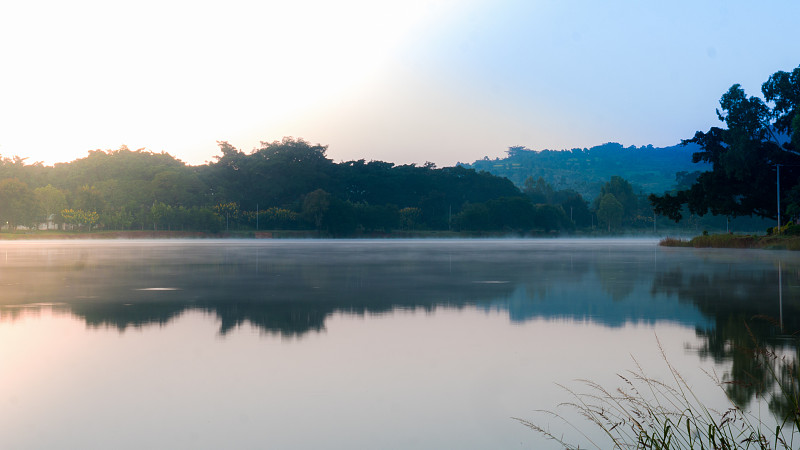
xmin=461 ymin=142 xmax=710 ymax=199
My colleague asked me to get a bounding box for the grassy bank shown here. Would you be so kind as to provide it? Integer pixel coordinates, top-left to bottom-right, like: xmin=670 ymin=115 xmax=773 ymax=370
xmin=660 ymin=233 xmax=800 ymax=250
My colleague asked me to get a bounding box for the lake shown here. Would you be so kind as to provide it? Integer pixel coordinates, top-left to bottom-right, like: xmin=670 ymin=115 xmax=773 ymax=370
xmin=1 ymin=239 xmax=797 ymax=449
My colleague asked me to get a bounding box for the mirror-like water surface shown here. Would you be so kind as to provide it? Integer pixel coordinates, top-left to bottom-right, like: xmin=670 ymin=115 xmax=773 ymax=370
xmin=1 ymin=239 xmax=798 ymax=449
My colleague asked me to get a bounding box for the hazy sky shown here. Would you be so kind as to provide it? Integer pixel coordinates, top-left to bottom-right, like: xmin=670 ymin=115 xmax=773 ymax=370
xmin=1 ymin=0 xmax=798 ymax=167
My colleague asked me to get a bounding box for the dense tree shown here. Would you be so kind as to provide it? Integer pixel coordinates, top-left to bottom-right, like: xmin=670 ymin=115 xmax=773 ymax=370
xmin=554 ymin=189 xmax=591 ymax=227
xmin=322 ymin=197 xmax=357 ymax=236
xmin=303 ymin=189 xmax=331 ymax=231
xmin=532 ymin=204 xmax=571 ymax=232
xmin=523 ymin=176 xmax=590 ymax=228
xmin=651 ymin=66 xmax=800 ymax=222
xmin=34 ymin=184 xmax=68 ymax=228
xmin=597 ymin=193 xmax=624 ymax=231
xmin=0 ymin=135 xmax=605 ymax=234
xmin=596 ymin=176 xmax=637 ymax=220
xmin=74 ymin=185 xmax=105 ymax=214
xmin=453 ymin=203 xmax=490 ymax=231
xmin=523 ymin=176 xmax=554 ymax=204
xmin=0 ymin=178 xmax=37 ymax=229
xmin=354 ymin=203 xmax=400 ymax=232
xmin=486 ymin=197 xmax=535 ymax=231
xmin=213 ymin=202 xmax=240 ymax=232
xmin=399 ymin=207 xmax=421 ymax=230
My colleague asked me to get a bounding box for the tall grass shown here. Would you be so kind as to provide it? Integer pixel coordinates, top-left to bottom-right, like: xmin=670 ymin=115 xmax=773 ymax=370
xmin=659 ymin=237 xmax=691 ymax=247
xmin=515 ymin=335 xmax=799 ymax=449
xmin=659 ymin=233 xmax=800 ymax=250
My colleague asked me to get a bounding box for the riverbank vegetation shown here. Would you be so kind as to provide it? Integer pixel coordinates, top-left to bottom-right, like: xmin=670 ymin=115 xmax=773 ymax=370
xmin=518 ymin=331 xmax=800 ymax=449
xmin=661 ymin=234 xmax=800 ymax=251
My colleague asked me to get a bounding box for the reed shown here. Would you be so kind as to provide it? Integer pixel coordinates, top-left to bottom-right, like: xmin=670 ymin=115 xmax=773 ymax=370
xmin=659 ymin=233 xmax=800 ymax=250
xmin=689 ymin=234 xmax=757 ymax=249
xmin=659 ymin=237 xmax=691 ymax=247
xmin=516 ymin=335 xmax=799 ymax=449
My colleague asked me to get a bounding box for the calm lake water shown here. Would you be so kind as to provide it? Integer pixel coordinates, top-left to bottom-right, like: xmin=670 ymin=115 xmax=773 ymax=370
xmin=1 ymin=239 xmax=798 ymax=449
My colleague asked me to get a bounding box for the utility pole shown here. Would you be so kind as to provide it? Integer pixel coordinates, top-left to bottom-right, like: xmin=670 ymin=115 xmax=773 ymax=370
xmin=777 ymin=164 xmax=782 ymax=234
xmin=653 ymin=210 xmax=656 ymax=233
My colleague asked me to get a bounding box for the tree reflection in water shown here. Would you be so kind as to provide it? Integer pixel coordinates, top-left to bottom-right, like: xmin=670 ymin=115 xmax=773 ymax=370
xmin=0 ymin=240 xmax=798 ymax=417
xmin=651 ymin=257 xmax=800 ymax=420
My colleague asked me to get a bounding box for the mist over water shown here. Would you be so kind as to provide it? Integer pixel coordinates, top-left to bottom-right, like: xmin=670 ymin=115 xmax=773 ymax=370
xmin=1 ymin=239 xmax=797 ymax=448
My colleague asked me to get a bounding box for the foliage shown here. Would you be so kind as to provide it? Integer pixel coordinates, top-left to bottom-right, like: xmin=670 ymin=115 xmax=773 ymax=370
xmin=532 ymin=204 xmax=571 ymax=232
xmin=651 ymin=65 xmax=800 ymax=223
xmin=213 ymin=202 xmax=240 ymax=231
xmin=302 ymin=189 xmax=331 ymax=231
xmin=353 ymin=203 xmax=400 ymax=232
xmin=61 ymin=209 xmax=100 ymax=231
xmin=34 ymin=184 xmax=67 ymax=226
xmin=399 ymin=207 xmax=422 ymax=230
xmin=0 ymin=135 xmax=704 ymax=234
xmin=322 ymin=197 xmax=357 ymax=236
xmin=524 ymin=176 xmax=592 ymax=228
xmin=597 ymin=193 xmax=624 ymax=231
xmin=597 ymin=175 xmax=638 ymax=219
xmin=453 ymin=203 xmax=490 ymax=231
xmin=523 ymin=176 xmax=555 ymax=204
xmin=0 ymin=178 xmax=37 ymax=229
xmin=244 ymin=207 xmax=300 ymax=230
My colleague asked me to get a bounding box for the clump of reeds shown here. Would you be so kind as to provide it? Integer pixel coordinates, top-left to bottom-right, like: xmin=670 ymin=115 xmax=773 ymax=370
xmin=659 ymin=237 xmax=691 ymax=247
xmin=689 ymin=234 xmax=757 ymax=249
xmin=515 ymin=336 xmax=799 ymax=449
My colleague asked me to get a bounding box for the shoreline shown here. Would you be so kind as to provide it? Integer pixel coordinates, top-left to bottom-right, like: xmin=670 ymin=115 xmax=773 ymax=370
xmin=0 ymin=229 xmax=674 ymax=241
xmin=660 ymin=233 xmax=800 ymax=250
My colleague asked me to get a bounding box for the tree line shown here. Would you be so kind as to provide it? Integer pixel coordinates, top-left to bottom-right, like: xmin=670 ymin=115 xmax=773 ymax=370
xmin=0 ymin=136 xmax=675 ymax=235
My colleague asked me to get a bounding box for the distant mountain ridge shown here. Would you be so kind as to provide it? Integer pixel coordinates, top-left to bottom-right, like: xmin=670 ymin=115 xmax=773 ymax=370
xmin=460 ymin=142 xmax=710 ymax=201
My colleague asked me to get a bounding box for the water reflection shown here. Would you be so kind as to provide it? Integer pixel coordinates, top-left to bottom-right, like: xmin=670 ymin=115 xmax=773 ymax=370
xmin=650 ymin=252 xmax=800 ymax=417
xmin=1 ymin=239 xmax=799 ymax=415
xmin=0 ymin=240 xmax=709 ymax=336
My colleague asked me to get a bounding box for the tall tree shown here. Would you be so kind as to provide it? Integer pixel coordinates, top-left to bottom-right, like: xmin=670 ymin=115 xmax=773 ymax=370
xmin=34 ymin=184 xmax=68 ymax=228
xmin=651 ymin=66 xmax=800 ymax=222
xmin=596 ymin=176 xmax=637 ymax=220
xmin=0 ymin=178 xmax=37 ymax=229
xmin=597 ymin=193 xmax=623 ymax=231
xmin=523 ymin=176 xmax=554 ymax=204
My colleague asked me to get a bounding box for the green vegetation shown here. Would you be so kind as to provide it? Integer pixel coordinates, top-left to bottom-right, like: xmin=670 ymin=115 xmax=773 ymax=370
xmin=651 ymin=66 xmax=800 ymax=224
xmin=517 ymin=334 xmax=800 ymax=449
xmin=463 ymin=142 xmax=707 ymax=202
xmin=660 ymin=233 xmax=800 ymax=251
xmin=0 ymin=139 xmax=604 ymax=237
xmin=2 ymin=136 xmax=722 ymax=237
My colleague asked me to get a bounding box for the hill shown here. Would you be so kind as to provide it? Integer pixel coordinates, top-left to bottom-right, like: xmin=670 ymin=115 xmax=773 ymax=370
xmin=460 ymin=142 xmax=710 ymax=200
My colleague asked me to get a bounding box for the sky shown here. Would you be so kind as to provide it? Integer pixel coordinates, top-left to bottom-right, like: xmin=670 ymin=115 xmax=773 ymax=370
xmin=1 ymin=0 xmax=798 ymax=167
